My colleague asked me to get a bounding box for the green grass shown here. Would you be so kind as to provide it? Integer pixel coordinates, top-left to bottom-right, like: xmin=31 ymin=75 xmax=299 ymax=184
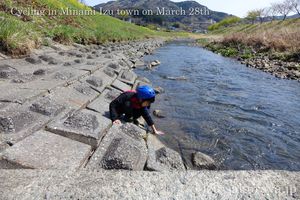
xmin=203 ymin=18 xmax=300 ymax=61
xmin=0 ymin=0 xmax=188 ymax=56
xmin=209 ymin=18 xmax=300 ymax=36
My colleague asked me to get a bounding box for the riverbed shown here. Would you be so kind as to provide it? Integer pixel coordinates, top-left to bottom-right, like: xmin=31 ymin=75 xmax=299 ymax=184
xmin=135 ymin=41 xmax=300 ymax=170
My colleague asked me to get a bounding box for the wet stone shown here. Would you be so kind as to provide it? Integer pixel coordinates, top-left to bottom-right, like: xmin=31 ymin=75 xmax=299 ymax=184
xmin=153 ymin=110 xmax=166 ymax=118
xmin=146 ymin=134 xmax=185 ymax=171
xmin=30 ymin=97 xmax=65 ymax=117
xmin=25 ymin=56 xmax=42 ymax=64
xmin=0 ymin=64 xmax=18 ymax=78
xmin=192 ymin=152 xmax=216 ymax=170
xmin=86 ymin=76 xmax=103 ymax=87
xmin=0 ymin=130 xmax=91 ymax=169
xmin=156 ymin=147 xmax=185 ymax=170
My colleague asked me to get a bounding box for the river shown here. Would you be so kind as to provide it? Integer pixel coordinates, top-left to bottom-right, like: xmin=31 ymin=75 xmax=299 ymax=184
xmin=135 ymin=41 xmax=300 ymax=170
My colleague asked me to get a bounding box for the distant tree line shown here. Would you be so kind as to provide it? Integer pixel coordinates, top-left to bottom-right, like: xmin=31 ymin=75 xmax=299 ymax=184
xmin=246 ymin=0 xmax=300 ymax=24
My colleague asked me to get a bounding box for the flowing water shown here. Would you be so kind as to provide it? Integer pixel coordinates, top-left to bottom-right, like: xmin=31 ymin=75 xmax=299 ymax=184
xmin=135 ymin=41 xmax=300 ymax=170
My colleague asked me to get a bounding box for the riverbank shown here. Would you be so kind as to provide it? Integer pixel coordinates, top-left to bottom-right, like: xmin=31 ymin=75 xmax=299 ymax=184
xmin=196 ymin=19 xmax=300 ymax=81
xmin=0 ymin=0 xmax=188 ymax=57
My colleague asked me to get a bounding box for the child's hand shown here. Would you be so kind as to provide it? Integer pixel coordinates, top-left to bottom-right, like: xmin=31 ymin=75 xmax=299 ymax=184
xmin=113 ymin=120 xmax=121 ymax=125
xmin=154 ymin=130 xmax=165 ymax=135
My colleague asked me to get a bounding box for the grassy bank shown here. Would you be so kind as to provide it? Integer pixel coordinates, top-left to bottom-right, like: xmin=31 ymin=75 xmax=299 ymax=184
xmin=0 ymin=0 xmax=188 ymax=57
xmin=199 ymin=18 xmax=300 ymax=62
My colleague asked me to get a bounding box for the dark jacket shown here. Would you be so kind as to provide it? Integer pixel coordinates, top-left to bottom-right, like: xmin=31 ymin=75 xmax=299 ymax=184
xmin=109 ymin=91 xmax=154 ymax=126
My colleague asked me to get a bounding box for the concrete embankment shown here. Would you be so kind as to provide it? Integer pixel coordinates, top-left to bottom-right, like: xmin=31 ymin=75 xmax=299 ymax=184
xmin=0 ymin=39 xmax=299 ymax=199
xmin=0 ymin=38 xmax=180 ymax=171
xmin=0 ymin=169 xmax=299 ymax=199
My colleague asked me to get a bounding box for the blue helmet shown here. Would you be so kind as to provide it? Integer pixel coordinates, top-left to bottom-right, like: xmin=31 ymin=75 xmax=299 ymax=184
xmin=136 ymin=85 xmax=155 ymax=101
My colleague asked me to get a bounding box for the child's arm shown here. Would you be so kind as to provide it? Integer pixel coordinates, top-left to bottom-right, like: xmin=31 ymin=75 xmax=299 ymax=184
xmin=141 ymin=108 xmax=165 ymax=135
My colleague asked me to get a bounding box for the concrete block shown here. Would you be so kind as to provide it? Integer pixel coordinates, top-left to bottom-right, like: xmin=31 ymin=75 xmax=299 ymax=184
xmin=0 ymin=64 xmax=18 ymax=79
xmin=19 ymin=68 xmax=89 ymax=91
xmin=48 ymin=82 xmax=99 ymax=110
xmin=88 ymin=123 xmax=147 ymax=170
xmin=106 ymin=61 xmax=122 ymax=74
xmin=146 ymin=134 xmax=185 ymax=171
xmin=82 ymin=70 xmax=115 ymax=93
xmin=25 ymin=55 xmax=42 ymax=64
xmin=46 ymin=109 xmax=111 ymax=148
xmin=0 ymin=141 xmax=9 ymax=153
xmin=50 ymin=68 xmax=88 ymax=85
xmin=111 ymin=79 xmax=131 ymax=92
xmin=0 ymin=130 xmax=91 ymax=169
xmin=0 ymin=104 xmax=50 ymax=144
xmin=0 ymin=84 xmax=47 ymax=104
xmin=101 ymin=87 xmax=122 ymax=103
xmin=74 ymin=83 xmax=98 ymax=96
xmin=117 ymin=70 xmax=137 ymax=85
xmin=87 ymin=97 xmax=110 ymax=118
xmin=103 ymin=67 xmax=116 ymax=78
xmin=88 ymin=87 xmax=121 ymax=110
xmin=29 ymin=97 xmax=65 ymax=117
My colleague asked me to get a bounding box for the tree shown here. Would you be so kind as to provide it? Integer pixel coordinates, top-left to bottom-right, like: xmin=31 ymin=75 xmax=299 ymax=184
xmin=79 ymin=0 xmax=86 ymax=5
xmin=289 ymin=0 xmax=300 ymax=15
xmin=246 ymin=10 xmax=260 ymax=24
xmin=272 ymin=0 xmax=294 ymax=20
xmin=270 ymin=4 xmax=279 ymax=20
xmin=257 ymin=8 xmax=266 ymax=23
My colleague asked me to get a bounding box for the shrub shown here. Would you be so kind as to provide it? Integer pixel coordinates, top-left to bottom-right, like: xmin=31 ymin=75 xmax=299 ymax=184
xmin=208 ymin=17 xmax=241 ymax=31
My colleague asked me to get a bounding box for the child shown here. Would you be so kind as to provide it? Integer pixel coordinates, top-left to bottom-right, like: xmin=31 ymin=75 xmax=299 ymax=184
xmin=109 ymin=85 xmax=164 ymax=135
